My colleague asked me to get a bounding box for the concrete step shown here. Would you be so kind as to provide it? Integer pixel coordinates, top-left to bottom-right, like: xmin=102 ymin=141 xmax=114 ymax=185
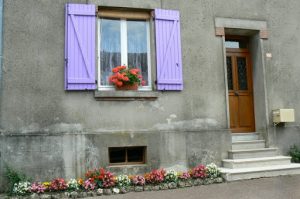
xmin=232 ymin=133 xmax=259 ymax=142
xmin=228 ymin=148 xmax=278 ymax=159
xmin=232 ymin=140 xmax=266 ymax=150
xmin=223 ymin=156 xmax=291 ymax=169
xmin=220 ymin=163 xmax=300 ymax=181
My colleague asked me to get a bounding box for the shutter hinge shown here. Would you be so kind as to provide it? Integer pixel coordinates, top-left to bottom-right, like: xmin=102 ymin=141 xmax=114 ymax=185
xmin=154 ymin=80 xmax=157 ymax=85
xmin=95 ymin=80 xmax=98 ymax=84
xmin=65 ymin=58 xmax=68 ymax=65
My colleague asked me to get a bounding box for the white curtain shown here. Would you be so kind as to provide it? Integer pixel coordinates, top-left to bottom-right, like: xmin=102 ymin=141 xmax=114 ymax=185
xmin=127 ymin=20 xmax=148 ymax=86
xmin=100 ymin=19 xmax=121 ymax=86
xmin=100 ymin=19 xmax=149 ymax=86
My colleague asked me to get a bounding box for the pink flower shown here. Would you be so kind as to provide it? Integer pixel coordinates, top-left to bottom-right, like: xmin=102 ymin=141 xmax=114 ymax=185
xmin=84 ymin=178 xmax=96 ymax=190
xmin=132 ymin=175 xmax=145 ymax=186
xmin=178 ymin=172 xmax=191 ymax=180
xmin=30 ymin=182 xmax=46 ymax=193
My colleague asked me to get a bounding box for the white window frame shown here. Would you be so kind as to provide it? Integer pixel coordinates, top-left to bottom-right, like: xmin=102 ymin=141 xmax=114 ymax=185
xmin=97 ymin=18 xmax=152 ymax=91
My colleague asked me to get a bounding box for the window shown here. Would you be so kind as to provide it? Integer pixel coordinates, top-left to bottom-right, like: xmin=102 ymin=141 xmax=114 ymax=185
xmin=225 ymin=37 xmax=248 ymax=49
xmin=109 ymin=146 xmax=146 ymax=165
xmin=97 ymin=9 xmax=151 ymax=90
xmin=65 ymin=4 xmax=183 ymax=92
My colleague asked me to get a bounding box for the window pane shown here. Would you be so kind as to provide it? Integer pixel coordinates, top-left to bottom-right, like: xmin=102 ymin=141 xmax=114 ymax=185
xmin=226 ymin=56 xmax=233 ymax=90
xmin=100 ymin=19 xmax=121 ymax=86
xmin=225 ymin=40 xmax=247 ymax=49
xmin=127 ymin=20 xmax=149 ymax=86
xmin=127 ymin=147 xmax=145 ymax=162
xmin=109 ymin=148 xmax=126 ymax=163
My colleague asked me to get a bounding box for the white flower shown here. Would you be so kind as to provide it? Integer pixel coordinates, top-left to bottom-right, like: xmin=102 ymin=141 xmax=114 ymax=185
xmin=165 ymin=170 xmax=178 ymax=182
xmin=67 ymin=178 xmax=79 ymax=190
xmin=97 ymin=188 xmax=103 ymax=194
xmin=206 ymin=163 xmax=221 ymax=179
xmin=113 ymin=188 xmax=120 ymax=194
xmin=12 ymin=181 xmax=31 ymax=195
xmin=116 ymin=175 xmax=131 ymax=187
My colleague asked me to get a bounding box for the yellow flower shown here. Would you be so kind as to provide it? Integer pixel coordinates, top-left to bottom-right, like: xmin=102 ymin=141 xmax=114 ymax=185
xmin=77 ymin=178 xmax=83 ymax=185
xmin=42 ymin=182 xmax=51 ymax=188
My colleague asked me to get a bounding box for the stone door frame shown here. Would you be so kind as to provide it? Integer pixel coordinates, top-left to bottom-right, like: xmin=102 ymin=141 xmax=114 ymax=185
xmin=215 ymin=17 xmax=271 ymax=145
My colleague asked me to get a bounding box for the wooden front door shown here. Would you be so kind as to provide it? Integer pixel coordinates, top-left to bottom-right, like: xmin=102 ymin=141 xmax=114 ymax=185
xmin=226 ymin=50 xmax=255 ymax=133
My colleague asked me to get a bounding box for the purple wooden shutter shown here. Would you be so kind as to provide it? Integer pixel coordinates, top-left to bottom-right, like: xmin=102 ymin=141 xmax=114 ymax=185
xmin=65 ymin=4 xmax=96 ymax=90
xmin=155 ymin=9 xmax=183 ymax=91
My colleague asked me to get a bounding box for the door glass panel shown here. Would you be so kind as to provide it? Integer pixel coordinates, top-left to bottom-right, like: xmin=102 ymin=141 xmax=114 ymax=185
xmin=237 ymin=57 xmax=248 ymax=90
xmin=226 ymin=56 xmax=233 ymax=90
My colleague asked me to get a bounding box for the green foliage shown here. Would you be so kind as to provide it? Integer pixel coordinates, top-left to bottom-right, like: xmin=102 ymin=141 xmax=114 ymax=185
xmin=288 ymin=145 xmax=300 ymax=163
xmin=4 ymin=164 xmax=29 ymax=195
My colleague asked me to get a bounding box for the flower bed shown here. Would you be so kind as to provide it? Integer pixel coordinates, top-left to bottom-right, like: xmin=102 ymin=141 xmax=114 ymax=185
xmin=6 ymin=163 xmax=223 ymax=198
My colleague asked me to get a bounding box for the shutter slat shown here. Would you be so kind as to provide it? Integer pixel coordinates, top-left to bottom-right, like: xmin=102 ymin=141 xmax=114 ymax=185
xmin=65 ymin=3 xmax=96 ymax=90
xmin=155 ymin=9 xmax=183 ymax=91
xmin=68 ymin=78 xmax=95 ymax=83
xmin=157 ymin=79 xmax=182 ymax=84
xmin=155 ymin=15 xmax=179 ymax=21
xmin=69 ymin=10 xmax=96 ymax=16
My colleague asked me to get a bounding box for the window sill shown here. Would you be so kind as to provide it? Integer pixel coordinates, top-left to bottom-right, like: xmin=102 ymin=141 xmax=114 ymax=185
xmin=108 ymin=164 xmax=147 ymax=168
xmin=94 ymin=90 xmax=159 ymax=101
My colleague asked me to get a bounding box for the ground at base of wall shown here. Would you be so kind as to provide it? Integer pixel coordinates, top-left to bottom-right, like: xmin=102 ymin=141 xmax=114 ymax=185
xmin=1 ymin=178 xmax=223 ymax=199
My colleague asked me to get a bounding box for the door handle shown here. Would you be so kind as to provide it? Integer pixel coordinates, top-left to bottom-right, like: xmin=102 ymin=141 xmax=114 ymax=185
xmin=234 ymin=91 xmax=239 ymax=96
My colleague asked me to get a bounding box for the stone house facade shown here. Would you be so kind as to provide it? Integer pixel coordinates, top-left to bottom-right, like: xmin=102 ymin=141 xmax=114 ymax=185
xmin=1 ymin=0 xmax=300 ymax=189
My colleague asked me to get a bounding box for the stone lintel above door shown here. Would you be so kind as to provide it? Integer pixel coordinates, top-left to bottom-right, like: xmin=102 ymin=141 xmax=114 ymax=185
xmin=214 ymin=17 xmax=268 ymax=39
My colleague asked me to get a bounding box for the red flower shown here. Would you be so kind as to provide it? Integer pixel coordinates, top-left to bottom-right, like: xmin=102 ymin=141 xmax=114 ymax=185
xmin=109 ymin=66 xmax=143 ymax=87
xmin=116 ymin=73 xmax=122 ymax=79
xmin=116 ymin=81 xmax=123 ymax=87
xmin=190 ymin=164 xmax=208 ymax=179
xmin=145 ymin=169 xmax=166 ymax=184
xmin=112 ymin=67 xmax=119 ymax=73
xmin=129 ymin=68 xmax=140 ymax=75
xmin=123 ymin=76 xmax=129 ymax=81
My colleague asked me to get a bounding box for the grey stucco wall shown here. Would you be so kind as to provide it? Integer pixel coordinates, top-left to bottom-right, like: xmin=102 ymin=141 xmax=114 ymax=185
xmin=1 ymin=0 xmax=300 ymax=191
xmin=0 ymin=0 xmax=228 ymax=132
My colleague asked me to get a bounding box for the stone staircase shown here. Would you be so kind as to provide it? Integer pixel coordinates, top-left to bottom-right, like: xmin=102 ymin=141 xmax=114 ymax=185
xmin=220 ymin=133 xmax=300 ymax=181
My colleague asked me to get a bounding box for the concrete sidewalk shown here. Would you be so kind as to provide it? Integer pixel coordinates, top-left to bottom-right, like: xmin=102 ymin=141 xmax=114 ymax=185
xmin=88 ymin=175 xmax=300 ymax=199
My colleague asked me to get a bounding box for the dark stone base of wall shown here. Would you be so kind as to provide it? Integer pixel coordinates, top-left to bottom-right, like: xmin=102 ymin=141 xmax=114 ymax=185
xmin=0 ymin=129 xmax=231 ymax=192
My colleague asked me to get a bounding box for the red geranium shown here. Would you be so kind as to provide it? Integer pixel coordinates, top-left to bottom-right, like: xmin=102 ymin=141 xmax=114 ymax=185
xmin=85 ymin=168 xmax=115 ymax=188
xmin=50 ymin=178 xmax=68 ymax=191
xmin=109 ymin=66 xmax=144 ymax=87
xmin=144 ymin=169 xmax=166 ymax=184
xmin=190 ymin=164 xmax=208 ymax=179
